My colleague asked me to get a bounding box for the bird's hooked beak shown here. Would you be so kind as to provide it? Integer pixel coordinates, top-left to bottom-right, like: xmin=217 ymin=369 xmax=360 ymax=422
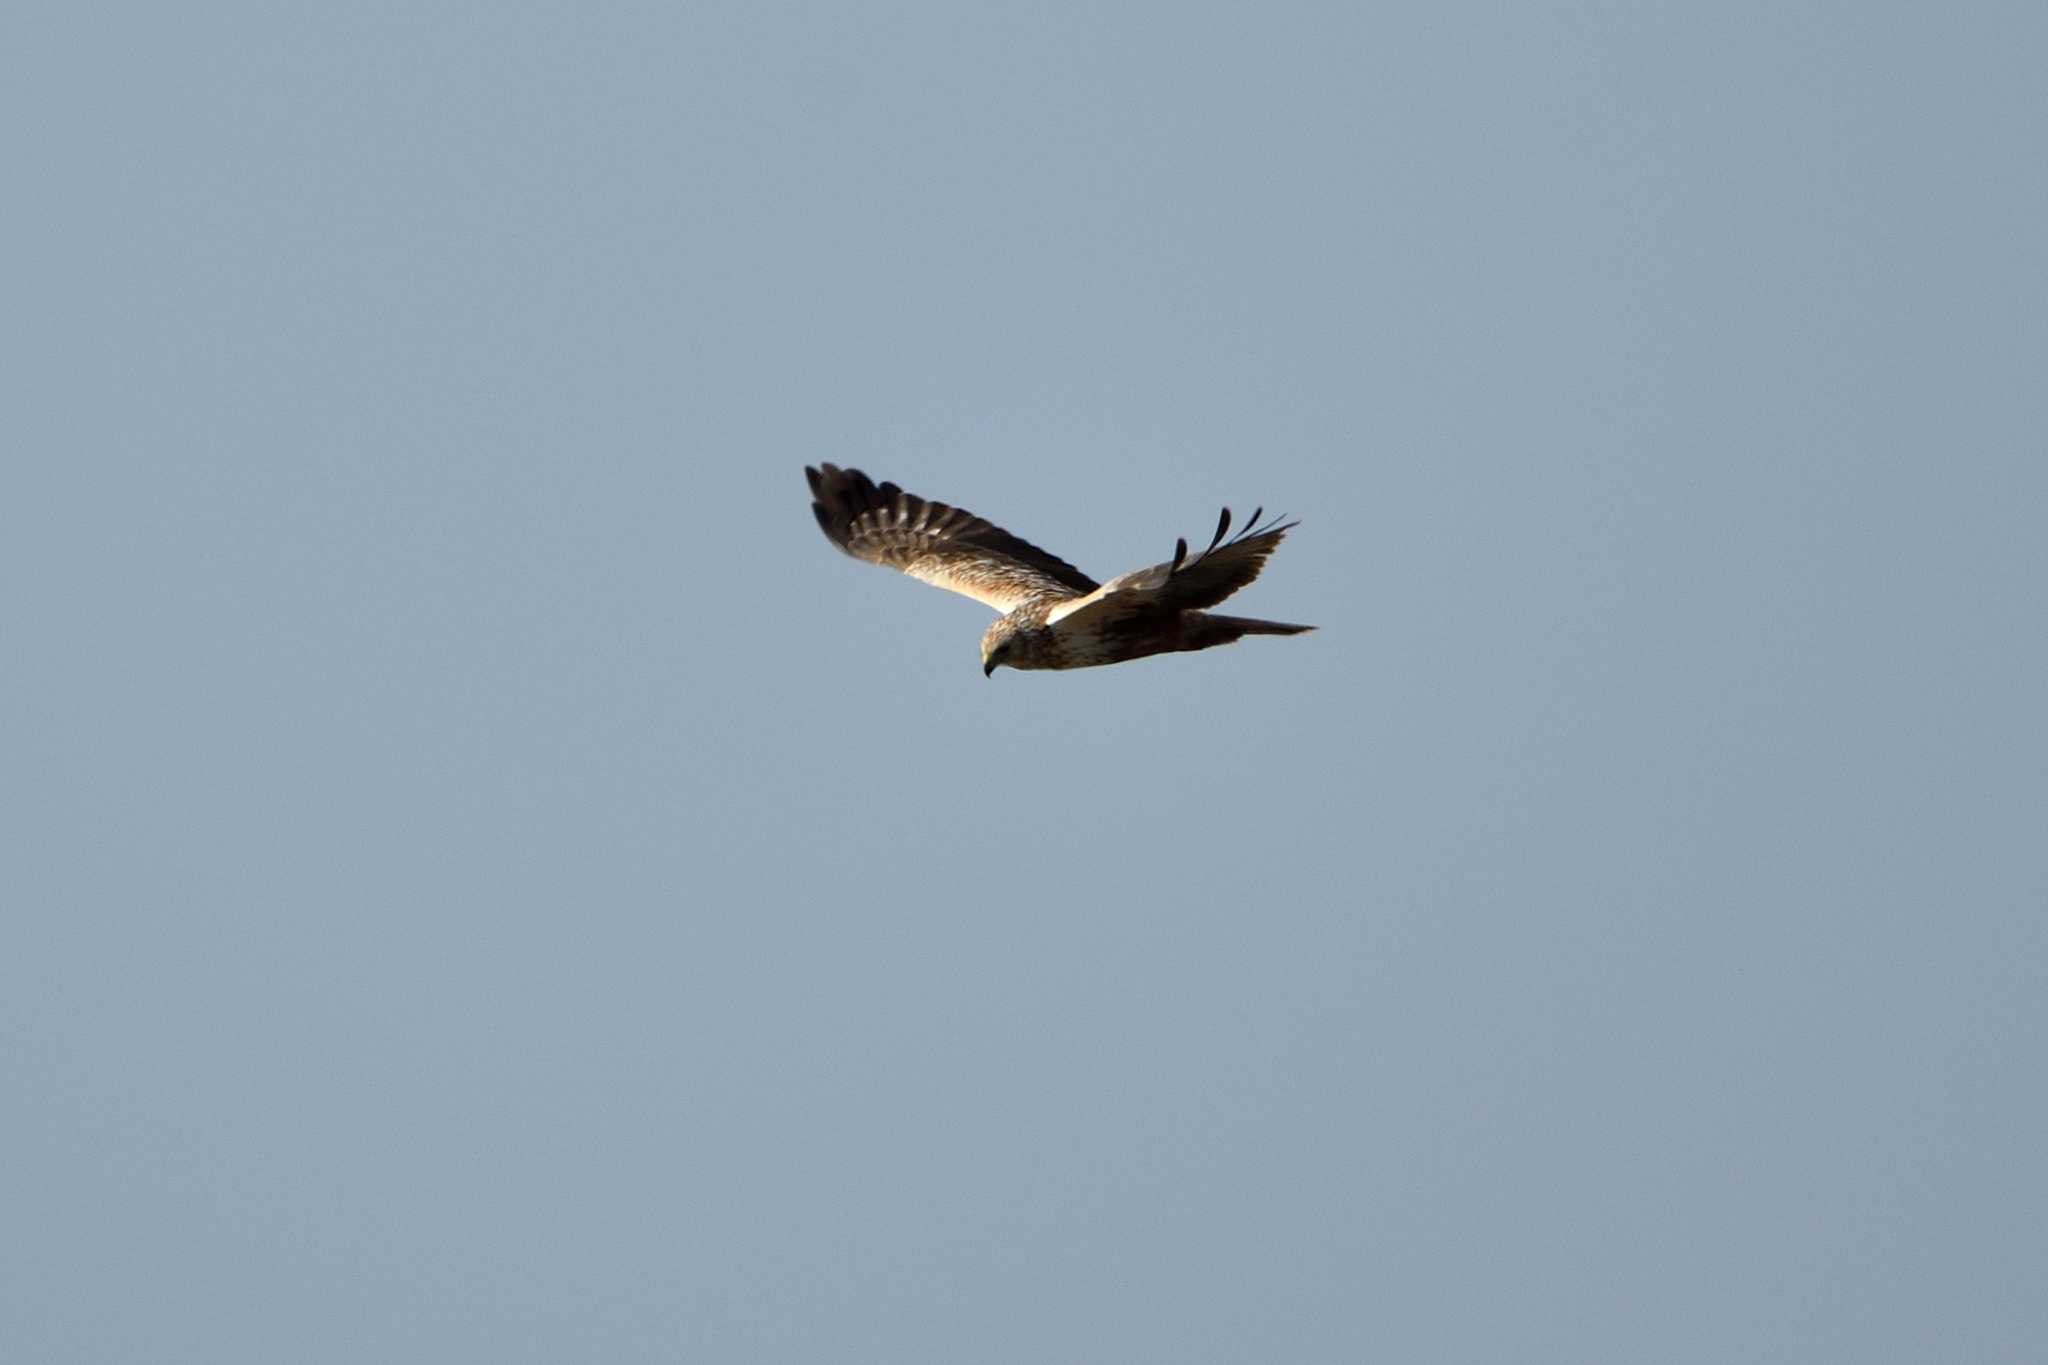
xmin=983 ymin=658 xmax=996 ymax=679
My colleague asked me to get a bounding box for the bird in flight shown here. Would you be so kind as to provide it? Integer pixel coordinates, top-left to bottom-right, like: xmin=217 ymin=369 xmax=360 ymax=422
xmin=805 ymin=464 xmax=1314 ymax=676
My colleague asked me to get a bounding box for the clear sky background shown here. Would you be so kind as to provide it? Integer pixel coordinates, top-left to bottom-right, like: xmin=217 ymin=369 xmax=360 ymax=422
xmin=5 ymin=3 xmax=2044 ymax=1361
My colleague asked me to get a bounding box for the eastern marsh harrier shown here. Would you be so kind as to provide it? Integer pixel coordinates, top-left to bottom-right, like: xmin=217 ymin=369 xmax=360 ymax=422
xmin=805 ymin=464 xmax=1313 ymax=676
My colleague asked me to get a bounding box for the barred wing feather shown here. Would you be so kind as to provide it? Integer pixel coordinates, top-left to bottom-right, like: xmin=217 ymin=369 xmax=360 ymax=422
xmin=806 ymin=463 xmax=1098 ymax=614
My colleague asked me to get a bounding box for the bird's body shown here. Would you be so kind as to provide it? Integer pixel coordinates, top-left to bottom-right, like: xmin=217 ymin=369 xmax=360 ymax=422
xmin=978 ymin=595 xmax=1312 ymax=672
xmin=805 ymin=464 xmax=1313 ymax=676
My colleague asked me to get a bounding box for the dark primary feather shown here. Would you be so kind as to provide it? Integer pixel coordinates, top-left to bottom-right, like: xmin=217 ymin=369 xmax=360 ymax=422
xmin=1207 ymin=506 xmax=1233 ymax=554
xmin=804 ymin=464 xmax=1098 ymax=612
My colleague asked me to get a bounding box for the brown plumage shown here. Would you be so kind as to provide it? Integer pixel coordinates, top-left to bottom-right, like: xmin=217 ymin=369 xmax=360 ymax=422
xmin=805 ymin=464 xmax=1314 ymax=676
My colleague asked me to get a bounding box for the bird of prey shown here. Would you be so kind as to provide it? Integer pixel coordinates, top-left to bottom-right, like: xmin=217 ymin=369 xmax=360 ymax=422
xmin=805 ymin=464 xmax=1314 ymax=676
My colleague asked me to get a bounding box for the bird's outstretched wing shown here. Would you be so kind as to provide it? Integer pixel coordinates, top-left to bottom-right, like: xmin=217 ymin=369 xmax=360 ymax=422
xmin=1046 ymin=506 xmax=1298 ymax=628
xmin=806 ymin=464 xmax=1099 ymax=613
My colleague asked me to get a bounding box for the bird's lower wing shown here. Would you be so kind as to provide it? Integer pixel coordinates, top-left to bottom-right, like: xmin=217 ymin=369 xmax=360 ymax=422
xmin=1047 ymin=507 xmax=1298 ymax=628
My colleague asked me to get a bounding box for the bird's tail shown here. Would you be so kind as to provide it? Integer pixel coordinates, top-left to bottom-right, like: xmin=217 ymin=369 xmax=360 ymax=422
xmin=1192 ymin=613 xmax=1317 ymax=648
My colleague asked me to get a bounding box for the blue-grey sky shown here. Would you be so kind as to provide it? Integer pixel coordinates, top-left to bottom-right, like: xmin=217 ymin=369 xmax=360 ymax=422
xmin=5 ymin=3 xmax=2044 ymax=1361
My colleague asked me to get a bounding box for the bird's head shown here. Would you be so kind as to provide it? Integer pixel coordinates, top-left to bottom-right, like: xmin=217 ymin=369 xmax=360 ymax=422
xmin=980 ymin=618 xmax=1021 ymax=678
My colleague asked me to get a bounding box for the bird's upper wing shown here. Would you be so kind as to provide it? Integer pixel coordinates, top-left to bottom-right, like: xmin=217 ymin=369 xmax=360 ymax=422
xmin=806 ymin=464 xmax=1099 ymax=614
xmin=1045 ymin=506 xmax=1298 ymax=628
